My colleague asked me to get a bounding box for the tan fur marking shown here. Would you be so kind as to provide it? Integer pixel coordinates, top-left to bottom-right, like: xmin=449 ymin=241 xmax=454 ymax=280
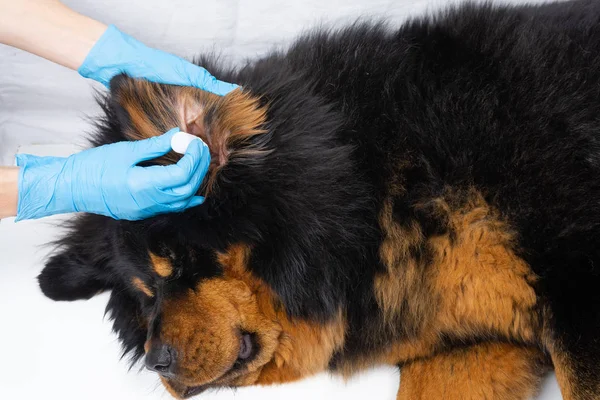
xmin=397 ymin=343 xmax=547 ymax=400
xmin=375 ymin=197 xmax=430 ymax=331
xmin=149 ymin=252 xmax=173 ymax=277
xmin=374 ymin=191 xmax=537 ymax=341
xmin=336 ymin=334 xmax=440 ymax=379
xmin=217 ymin=244 xmax=346 ymax=386
xmin=254 ymin=311 xmax=345 ymax=386
xmin=373 ymin=189 xmax=539 ymax=372
xmin=113 ymin=78 xmax=268 ymax=195
xmin=131 ymin=277 xmax=153 ymax=297
xmin=158 ymin=244 xmax=345 ymax=397
xmin=430 ymin=192 xmax=538 ymax=341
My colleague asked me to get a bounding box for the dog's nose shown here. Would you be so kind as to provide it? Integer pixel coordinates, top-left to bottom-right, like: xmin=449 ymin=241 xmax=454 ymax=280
xmin=145 ymin=344 xmax=175 ymax=375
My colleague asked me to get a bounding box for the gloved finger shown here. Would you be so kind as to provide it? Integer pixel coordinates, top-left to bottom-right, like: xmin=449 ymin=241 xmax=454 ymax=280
xmin=140 ymin=139 xmax=209 ymax=189
xmin=128 ymin=127 xmax=180 ymax=164
xmin=160 ymin=173 xmax=205 ymax=199
xmin=149 ymin=186 xmax=192 ymax=205
xmin=154 ymin=139 xmax=210 ymax=188
xmin=206 ymin=79 xmax=240 ymax=97
xmin=199 ymin=71 xmax=240 ymax=96
xmin=186 ymin=196 xmax=205 ymax=208
xmin=166 ymin=143 xmax=211 ymax=195
xmin=180 ymin=62 xmax=240 ymax=96
xmin=162 ymin=195 xmax=205 ymax=212
xmin=151 ymin=176 xmax=204 ymax=204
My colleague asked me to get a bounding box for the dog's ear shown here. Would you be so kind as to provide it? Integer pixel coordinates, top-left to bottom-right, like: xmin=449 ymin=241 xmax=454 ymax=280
xmin=38 ymin=214 xmax=123 ymax=301
xmin=39 ymin=250 xmax=109 ymax=301
xmin=107 ymin=74 xmax=268 ymax=194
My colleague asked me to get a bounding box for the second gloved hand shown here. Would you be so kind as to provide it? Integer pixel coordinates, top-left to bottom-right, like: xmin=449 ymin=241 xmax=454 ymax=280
xmin=78 ymin=25 xmax=239 ymax=96
xmin=16 ymin=128 xmax=210 ymax=221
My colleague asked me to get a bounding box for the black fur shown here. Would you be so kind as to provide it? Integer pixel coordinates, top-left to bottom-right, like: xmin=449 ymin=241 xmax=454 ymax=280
xmin=39 ymin=0 xmax=600 ymax=395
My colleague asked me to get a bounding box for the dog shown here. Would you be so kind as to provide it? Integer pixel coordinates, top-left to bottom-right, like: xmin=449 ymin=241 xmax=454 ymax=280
xmin=37 ymin=0 xmax=600 ymax=398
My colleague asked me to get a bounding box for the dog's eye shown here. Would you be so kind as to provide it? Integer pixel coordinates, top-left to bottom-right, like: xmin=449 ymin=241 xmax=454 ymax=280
xmin=166 ymin=265 xmax=183 ymax=282
xmin=238 ymin=333 xmax=253 ymax=360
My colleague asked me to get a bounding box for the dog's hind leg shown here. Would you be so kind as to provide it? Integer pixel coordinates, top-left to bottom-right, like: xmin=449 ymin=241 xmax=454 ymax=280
xmin=550 ymin=346 xmax=600 ymax=400
xmin=396 ymin=342 xmax=548 ymax=400
xmin=546 ymin=318 xmax=600 ymax=400
xmin=539 ymin=249 xmax=600 ymax=400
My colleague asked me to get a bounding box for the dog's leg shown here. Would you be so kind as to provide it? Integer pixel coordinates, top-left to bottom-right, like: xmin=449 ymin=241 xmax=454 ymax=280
xmin=547 ymin=339 xmax=600 ymax=400
xmin=539 ymin=249 xmax=600 ymax=400
xmin=396 ymin=342 xmax=548 ymax=400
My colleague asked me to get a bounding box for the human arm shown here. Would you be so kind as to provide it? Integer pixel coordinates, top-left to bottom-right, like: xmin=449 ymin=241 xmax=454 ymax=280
xmin=0 ymin=167 xmax=18 ymax=220
xmin=0 ymin=0 xmax=238 ymax=94
xmin=0 ymin=0 xmax=106 ymax=71
xmin=10 ymin=129 xmax=210 ymax=221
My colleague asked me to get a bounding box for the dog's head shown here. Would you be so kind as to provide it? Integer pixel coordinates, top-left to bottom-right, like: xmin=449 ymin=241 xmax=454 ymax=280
xmin=37 ymin=73 xmax=366 ymax=397
xmin=39 ymin=226 xmax=345 ymax=398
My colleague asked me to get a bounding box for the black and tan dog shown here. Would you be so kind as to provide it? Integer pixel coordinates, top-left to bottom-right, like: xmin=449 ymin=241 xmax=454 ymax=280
xmin=37 ymin=1 xmax=600 ymax=399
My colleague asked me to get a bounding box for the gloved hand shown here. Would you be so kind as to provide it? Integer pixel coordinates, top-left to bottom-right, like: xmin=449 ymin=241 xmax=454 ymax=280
xmin=15 ymin=128 xmax=210 ymax=221
xmin=78 ymin=25 xmax=238 ymax=96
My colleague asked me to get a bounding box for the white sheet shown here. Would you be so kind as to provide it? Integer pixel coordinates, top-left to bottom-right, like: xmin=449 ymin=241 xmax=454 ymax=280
xmin=0 ymin=1 xmax=562 ymax=399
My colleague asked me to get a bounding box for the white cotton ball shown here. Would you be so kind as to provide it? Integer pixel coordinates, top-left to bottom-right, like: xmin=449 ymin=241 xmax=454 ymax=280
xmin=171 ymin=131 xmax=204 ymax=154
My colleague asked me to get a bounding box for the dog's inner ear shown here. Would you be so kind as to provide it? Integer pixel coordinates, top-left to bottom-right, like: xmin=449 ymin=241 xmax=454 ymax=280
xmin=108 ymin=74 xmax=269 ymax=193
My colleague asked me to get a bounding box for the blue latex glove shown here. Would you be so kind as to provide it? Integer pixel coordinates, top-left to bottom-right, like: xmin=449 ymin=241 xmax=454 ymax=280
xmin=15 ymin=128 xmax=210 ymax=221
xmin=78 ymin=25 xmax=238 ymax=95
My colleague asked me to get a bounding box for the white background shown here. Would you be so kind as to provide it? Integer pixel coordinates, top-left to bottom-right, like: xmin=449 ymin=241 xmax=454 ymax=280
xmin=0 ymin=0 xmax=563 ymax=399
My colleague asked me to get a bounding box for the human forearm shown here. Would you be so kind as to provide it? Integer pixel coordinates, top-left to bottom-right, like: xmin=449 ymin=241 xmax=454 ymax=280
xmin=0 ymin=0 xmax=238 ymax=94
xmin=0 ymin=0 xmax=106 ymax=70
xmin=0 ymin=167 xmax=19 ymax=219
